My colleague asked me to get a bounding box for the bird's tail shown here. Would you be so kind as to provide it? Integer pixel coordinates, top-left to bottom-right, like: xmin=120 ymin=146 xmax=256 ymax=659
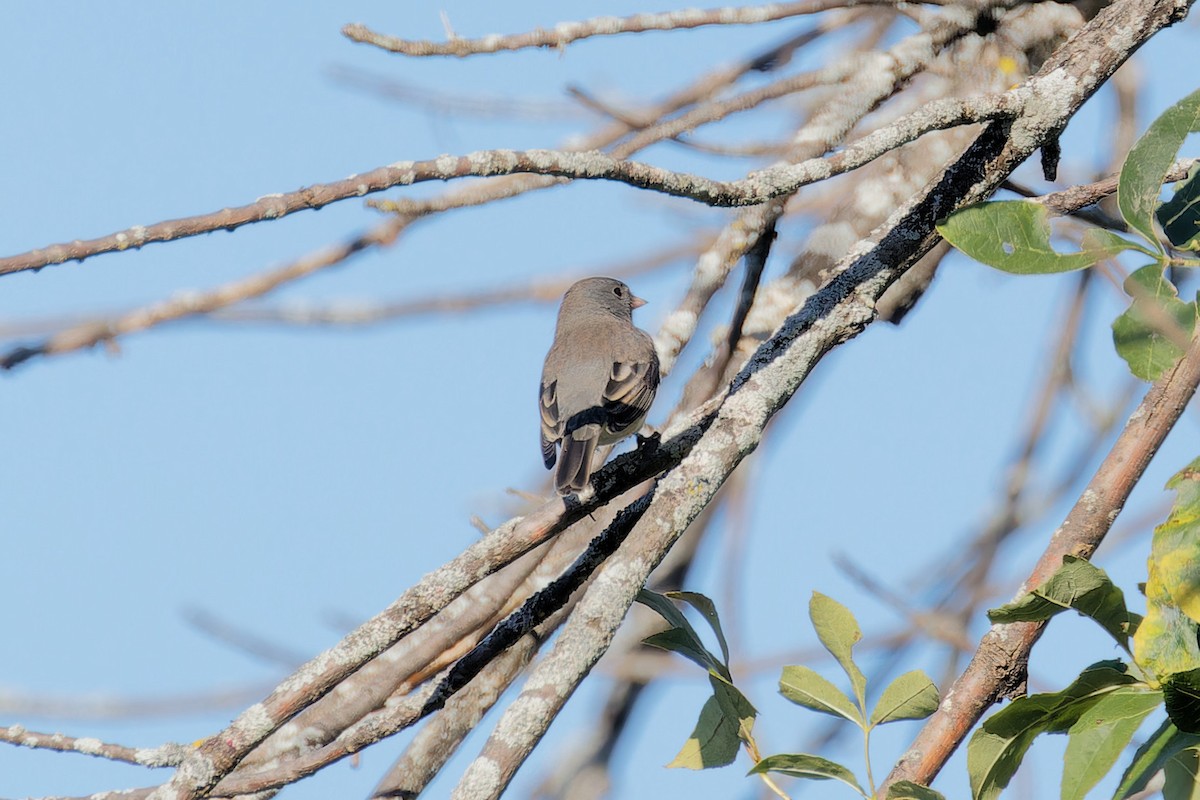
xmin=555 ymin=425 xmax=599 ymax=495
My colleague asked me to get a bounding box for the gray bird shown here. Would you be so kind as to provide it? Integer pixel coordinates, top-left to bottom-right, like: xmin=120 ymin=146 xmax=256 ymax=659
xmin=540 ymin=277 xmax=660 ymax=496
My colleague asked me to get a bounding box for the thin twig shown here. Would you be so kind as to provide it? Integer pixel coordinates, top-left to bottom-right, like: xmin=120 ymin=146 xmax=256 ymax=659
xmin=0 ymin=725 xmax=187 ymax=768
xmin=207 ymin=238 xmax=701 ymax=326
xmin=181 ymin=608 xmax=307 ymax=669
xmin=654 ymin=2 xmax=1010 ymax=374
xmin=343 ymin=0 xmax=914 ymax=57
xmin=0 ymin=684 xmax=273 ymax=721
xmin=329 ymin=65 xmax=584 ymax=120
xmin=1034 ymin=157 xmax=1197 ymax=215
xmin=0 ymin=217 xmax=409 ymax=369
xmin=0 ymin=90 xmax=1024 ymax=279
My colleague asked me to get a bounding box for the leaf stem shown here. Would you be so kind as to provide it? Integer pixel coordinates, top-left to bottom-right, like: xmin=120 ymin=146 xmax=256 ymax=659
xmin=757 ymin=771 xmax=793 ymax=800
xmin=864 ymin=723 xmax=877 ymax=796
xmin=745 ymin=735 xmax=793 ymax=800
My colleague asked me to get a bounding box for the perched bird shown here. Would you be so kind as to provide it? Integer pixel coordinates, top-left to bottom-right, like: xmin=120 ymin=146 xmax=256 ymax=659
xmin=539 ymin=277 xmax=660 ymax=496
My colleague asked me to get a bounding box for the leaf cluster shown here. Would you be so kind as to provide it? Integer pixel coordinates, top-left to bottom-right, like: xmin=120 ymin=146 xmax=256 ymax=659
xmin=938 ymin=88 xmax=1200 ymax=381
xmin=640 ymin=456 xmax=1200 ymax=798
xmin=970 ymin=458 xmax=1200 ymax=798
xmin=637 ymin=589 xmax=943 ymax=799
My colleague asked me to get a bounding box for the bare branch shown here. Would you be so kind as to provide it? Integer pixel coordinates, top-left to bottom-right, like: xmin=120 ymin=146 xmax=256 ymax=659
xmin=0 ymin=725 xmax=186 ymax=768
xmin=0 ymin=217 xmax=409 ymax=369
xmin=0 ymin=173 xmax=409 ymax=278
xmin=139 ymin=411 xmax=709 ymax=800
xmin=0 ymin=84 xmax=1019 ymax=280
xmin=201 ymin=496 xmax=653 ymax=797
xmin=329 ymin=65 xmax=585 ymax=120
xmin=1035 ymin=157 xmax=1197 ymax=214
xmin=369 ymin=622 xmax=550 ymax=799
xmin=369 ymin=19 xmax=845 ymax=219
xmin=333 ymin=92 xmax=1026 ymax=208
xmin=445 ymin=0 xmax=1194 ymax=793
xmin=0 ymin=684 xmax=271 ymax=721
xmin=343 ymin=0 xmax=911 ymax=58
xmin=0 ymin=236 xmax=698 ymax=337
xmin=207 ymin=238 xmax=701 ymax=326
xmin=182 ymin=608 xmax=307 ymax=669
xmin=230 ymin=542 xmax=551 ymax=781
xmin=654 ymin=0 xmax=1021 ymax=373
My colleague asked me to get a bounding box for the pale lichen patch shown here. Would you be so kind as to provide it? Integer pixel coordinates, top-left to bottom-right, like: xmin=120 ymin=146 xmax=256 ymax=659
xmin=452 ymin=757 xmax=501 ymax=800
xmin=493 ymin=695 xmax=553 ymax=744
xmin=234 ymin=702 xmax=275 ymax=739
xmin=655 ymin=309 xmax=697 ymax=358
xmin=75 ymin=737 xmax=103 ymax=755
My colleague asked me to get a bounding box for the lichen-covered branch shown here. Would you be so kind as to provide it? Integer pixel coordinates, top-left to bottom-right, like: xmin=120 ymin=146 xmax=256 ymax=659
xmin=0 ymin=217 xmax=409 ymax=369
xmin=0 ymin=725 xmax=186 ymax=769
xmin=0 ymin=80 xmax=1017 ymax=280
xmin=343 ymin=0 xmax=910 ymax=57
xmin=446 ymin=0 xmax=1195 ymax=794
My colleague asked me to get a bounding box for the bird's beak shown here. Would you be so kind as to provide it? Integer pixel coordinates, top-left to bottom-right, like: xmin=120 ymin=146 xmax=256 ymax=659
xmin=631 ymin=294 xmax=647 ymax=309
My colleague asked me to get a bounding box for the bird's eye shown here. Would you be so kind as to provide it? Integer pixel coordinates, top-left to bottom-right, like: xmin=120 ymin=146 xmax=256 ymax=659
xmin=613 ymin=286 xmax=624 ymax=297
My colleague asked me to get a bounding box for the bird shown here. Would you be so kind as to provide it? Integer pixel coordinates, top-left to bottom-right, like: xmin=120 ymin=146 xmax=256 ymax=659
xmin=539 ymin=277 xmax=660 ymax=496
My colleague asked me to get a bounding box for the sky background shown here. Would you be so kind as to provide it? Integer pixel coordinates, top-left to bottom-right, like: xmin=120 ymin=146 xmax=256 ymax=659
xmin=1 ymin=3 xmax=1198 ymax=799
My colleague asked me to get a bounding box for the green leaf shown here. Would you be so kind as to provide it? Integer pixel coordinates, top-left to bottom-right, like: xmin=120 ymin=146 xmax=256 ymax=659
xmin=749 ymin=753 xmax=866 ymax=796
xmin=667 ymin=591 xmax=731 ymax=667
xmin=779 ymin=664 xmax=864 ymax=726
xmin=1157 ymin=163 xmax=1200 ymax=252
xmin=810 ymin=592 xmax=868 ymax=708
xmin=1113 ymin=718 xmax=1200 ymax=798
xmin=643 ymin=628 xmax=724 ymax=676
xmin=1061 ymin=685 xmax=1162 ymax=800
xmin=968 ymin=661 xmax=1139 ymax=800
xmin=886 ymin=780 xmax=946 ymax=800
xmin=1134 ymin=458 xmax=1200 ymax=683
xmin=637 ymin=589 xmax=727 ymax=678
xmin=1154 ymin=459 xmax=1200 ymax=627
xmin=870 ymin=670 xmax=940 ymax=726
xmin=988 ymin=555 xmax=1141 ymax=650
xmin=1136 ymin=599 xmax=1200 ymax=686
xmin=936 ymin=200 xmax=1146 ymax=274
xmin=1119 ymin=88 xmax=1200 ymax=253
xmin=1166 ymin=670 xmax=1200 ymax=734
xmin=1164 ymin=746 xmax=1200 ymax=800
xmin=667 ymin=693 xmax=742 ymax=769
xmin=1112 ymin=264 xmax=1198 ymax=382
xmin=710 ymin=674 xmax=757 ymax=743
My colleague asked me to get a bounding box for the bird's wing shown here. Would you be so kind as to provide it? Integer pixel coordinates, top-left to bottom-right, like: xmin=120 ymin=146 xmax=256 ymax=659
xmin=603 ymin=356 xmax=659 ymax=435
xmin=539 ymin=379 xmax=560 ymax=468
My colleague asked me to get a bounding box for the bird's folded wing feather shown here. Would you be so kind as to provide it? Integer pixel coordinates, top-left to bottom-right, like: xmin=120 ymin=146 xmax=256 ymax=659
xmin=539 ymin=379 xmax=560 ymax=468
xmin=603 ymin=358 xmax=659 ymax=433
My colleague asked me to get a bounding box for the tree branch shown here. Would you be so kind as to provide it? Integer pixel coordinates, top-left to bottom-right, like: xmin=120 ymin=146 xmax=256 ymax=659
xmin=446 ymin=0 xmax=1195 ymax=794
xmin=0 ymin=86 xmax=1019 ymax=280
xmin=0 ymin=217 xmax=409 ymax=369
xmin=201 ymin=494 xmax=653 ymax=797
xmin=880 ymin=330 xmax=1200 ymax=795
xmin=0 ymin=725 xmax=186 ymax=769
xmin=342 ymin=0 xmax=913 ymax=58
xmin=139 ymin=409 xmax=710 ymax=800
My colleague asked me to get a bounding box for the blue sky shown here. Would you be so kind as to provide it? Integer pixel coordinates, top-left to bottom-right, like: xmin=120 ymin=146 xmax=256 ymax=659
xmin=1 ymin=4 xmax=1198 ymax=799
